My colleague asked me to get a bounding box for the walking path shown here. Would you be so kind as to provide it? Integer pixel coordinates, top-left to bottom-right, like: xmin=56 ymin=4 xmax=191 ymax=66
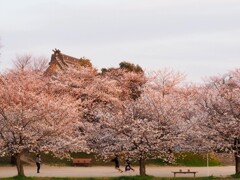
xmin=0 ymin=165 xmax=235 ymax=178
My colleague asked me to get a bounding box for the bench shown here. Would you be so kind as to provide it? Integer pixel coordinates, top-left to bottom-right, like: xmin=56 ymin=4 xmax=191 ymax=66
xmin=72 ymin=158 xmax=92 ymax=166
xmin=172 ymin=169 xmax=198 ymax=177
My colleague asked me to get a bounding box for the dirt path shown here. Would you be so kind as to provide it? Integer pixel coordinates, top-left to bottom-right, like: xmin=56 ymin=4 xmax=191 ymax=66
xmin=0 ymin=165 xmax=235 ymax=178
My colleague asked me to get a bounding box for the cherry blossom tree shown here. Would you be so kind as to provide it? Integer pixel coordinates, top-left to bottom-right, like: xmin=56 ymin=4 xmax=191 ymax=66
xmin=0 ymin=70 xmax=83 ymax=176
xmin=196 ymin=69 xmax=240 ymax=174
xmin=55 ymin=63 xmax=145 ymax=123
xmin=86 ymin=69 xmax=192 ymax=176
xmin=57 ymin=65 xmax=147 ymax=174
xmin=101 ymin=63 xmax=145 ymax=100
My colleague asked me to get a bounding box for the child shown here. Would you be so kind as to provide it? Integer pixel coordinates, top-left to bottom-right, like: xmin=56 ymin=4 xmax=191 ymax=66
xmin=125 ymin=158 xmax=134 ymax=172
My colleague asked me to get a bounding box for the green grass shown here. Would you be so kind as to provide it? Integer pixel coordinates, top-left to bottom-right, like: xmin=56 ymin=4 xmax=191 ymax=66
xmin=0 ymin=175 xmax=235 ymax=180
xmin=175 ymin=152 xmax=221 ymax=166
xmin=0 ymin=152 xmax=221 ymax=167
xmin=231 ymin=173 xmax=240 ymax=179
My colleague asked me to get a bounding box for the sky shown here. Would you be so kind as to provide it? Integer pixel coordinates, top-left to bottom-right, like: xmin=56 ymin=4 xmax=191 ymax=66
xmin=0 ymin=0 xmax=240 ymax=82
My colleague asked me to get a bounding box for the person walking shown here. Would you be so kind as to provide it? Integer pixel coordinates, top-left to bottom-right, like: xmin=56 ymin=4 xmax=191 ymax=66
xmin=111 ymin=155 xmax=123 ymax=173
xmin=36 ymin=154 xmax=41 ymax=173
xmin=125 ymin=158 xmax=134 ymax=172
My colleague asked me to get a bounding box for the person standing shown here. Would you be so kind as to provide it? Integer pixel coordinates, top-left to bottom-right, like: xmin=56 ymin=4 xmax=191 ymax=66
xmin=36 ymin=154 xmax=41 ymax=173
xmin=111 ymin=155 xmax=123 ymax=173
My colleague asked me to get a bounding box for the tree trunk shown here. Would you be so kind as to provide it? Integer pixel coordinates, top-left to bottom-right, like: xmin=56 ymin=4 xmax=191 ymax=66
xmin=235 ymin=138 xmax=240 ymax=174
xmin=139 ymin=157 xmax=146 ymax=176
xmin=15 ymin=153 xmax=25 ymax=177
xmin=236 ymin=155 xmax=240 ymax=174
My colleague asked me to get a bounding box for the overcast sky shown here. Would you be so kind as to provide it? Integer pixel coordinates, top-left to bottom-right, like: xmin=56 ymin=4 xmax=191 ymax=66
xmin=0 ymin=0 xmax=240 ymax=82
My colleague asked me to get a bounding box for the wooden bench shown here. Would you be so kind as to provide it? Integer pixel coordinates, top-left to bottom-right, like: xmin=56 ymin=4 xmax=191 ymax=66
xmin=172 ymin=169 xmax=198 ymax=177
xmin=72 ymin=158 xmax=92 ymax=166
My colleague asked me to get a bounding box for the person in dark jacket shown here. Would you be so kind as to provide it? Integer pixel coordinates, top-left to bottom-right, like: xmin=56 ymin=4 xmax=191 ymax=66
xmin=36 ymin=154 xmax=41 ymax=173
xmin=111 ymin=155 xmax=123 ymax=173
xmin=125 ymin=158 xmax=134 ymax=172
